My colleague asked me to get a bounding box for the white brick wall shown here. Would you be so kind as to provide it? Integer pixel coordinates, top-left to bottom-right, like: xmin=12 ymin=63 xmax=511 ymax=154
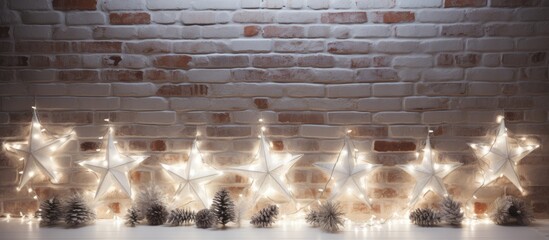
xmin=0 ymin=0 xmax=548 ymax=219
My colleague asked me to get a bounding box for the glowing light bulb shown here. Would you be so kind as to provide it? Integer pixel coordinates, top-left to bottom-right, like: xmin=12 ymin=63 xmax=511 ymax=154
xmin=28 ymin=171 xmax=35 ymax=177
xmin=259 ymin=118 xmax=263 ymax=122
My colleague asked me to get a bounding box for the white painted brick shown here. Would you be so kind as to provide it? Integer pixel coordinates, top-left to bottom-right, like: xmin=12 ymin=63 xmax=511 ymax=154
xmin=233 ymin=10 xmax=276 ymax=23
xmin=393 ymin=56 xmax=433 ymax=68
xmin=102 ymin=0 xmax=145 ymax=10
xmin=398 ymin=69 xmax=421 ymax=81
xmin=314 ymin=69 xmax=355 ymax=83
xmin=135 ymin=111 xmax=176 ymax=124
xmin=396 ymin=25 xmax=438 ymax=38
xmin=29 ymin=84 xmax=68 ymax=96
xmin=192 ymin=0 xmax=239 ymax=10
xmin=357 ymin=98 xmax=402 ymax=111
xmin=66 ymin=12 xmax=106 ymax=25
xmin=307 ymin=25 xmax=331 ymax=38
xmin=230 ymin=39 xmax=272 ymax=53
xmin=416 ymin=9 xmax=463 ymax=23
xmin=93 ymin=26 xmax=137 ymax=39
xmin=265 ymin=0 xmax=284 ymax=8
xmin=373 ymin=112 xmax=421 ymax=124
xmin=171 ymin=98 xmax=210 ymax=110
xmin=517 ymin=37 xmax=549 ymax=51
xmin=137 ymin=25 xmax=167 ymax=39
xmin=151 ymin=12 xmax=178 ymax=24
xmin=519 ymin=8 xmax=549 ymax=21
xmin=421 ymin=39 xmax=463 ymax=53
xmin=82 ymin=55 xmax=102 ymax=68
xmin=276 ymin=11 xmax=318 ymax=23
xmin=482 ymin=54 xmax=501 ymax=67
xmin=307 ymin=0 xmax=329 ymax=9
xmin=354 ymin=25 xmax=392 ymax=38
xmin=356 ymin=0 xmax=395 ymax=9
xmin=202 ymin=26 xmax=243 ymax=38
xmin=423 ymin=68 xmax=464 ymax=81
xmin=396 ymin=0 xmax=441 ymax=8
xmin=118 ymin=55 xmax=147 ymax=69
xmin=181 ymin=11 xmax=230 ymax=25
xmin=211 ymin=83 xmax=284 ymax=97
xmin=146 ymin=0 xmax=190 ymax=10
xmin=120 ymin=97 xmax=168 ymax=110
xmin=21 ymin=11 xmax=62 ymax=25
xmin=374 ymin=40 xmax=420 ymax=54
xmin=300 ymin=125 xmax=341 ymax=138
xmin=273 ymin=40 xmax=324 ymax=53
xmin=209 ymin=98 xmax=255 ymax=110
xmin=485 ymin=23 xmax=534 ymax=37
xmin=179 ymin=26 xmax=201 ymax=39
xmin=0 ymin=10 xmax=20 ymax=25
xmin=328 ymin=112 xmax=371 ymax=124
xmin=77 ymin=97 xmax=120 ymax=110
xmin=333 ymin=26 xmax=351 ymax=39
xmin=464 ymin=9 xmax=513 ymax=22
xmin=9 ymin=0 xmax=50 ymax=10
xmin=330 ymin=0 xmax=353 ymax=9
xmin=423 ymin=111 xmax=465 ymax=124
xmin=112 ymin=83 xmax=157 ymax=96
xmin=404 ymin=97 xmax=449 ymax=111
xmin=468 ymin=83 xmax=499 ymax=96
xmin=284 ymin=83 xmax=325 ymax=97
xmin=53 ymin=27 xmax=93 ymax=40
xmin=467 ymin=38 xmax=514 ymax=52
xmin=187 ymin=69 xmax=232 ymax=82
xmin=326 ymin=84 xmax=371 ymax=98
xmin=68 ymin=83 xmax=110 ymax=96
xmin=372 ymin=83 xmax=413 ymax=97
xmin=466 ymin=68 xmax=516 ymax=82
xmin=287 ymin=0 xmax=304 ymax=9
xmin=14 ymin=26 xmax=51 ymax=40
xmin=1 ymin=97 xmax=34 ymax=111
xmin=241 ymin=0 xmax=261 ymax=8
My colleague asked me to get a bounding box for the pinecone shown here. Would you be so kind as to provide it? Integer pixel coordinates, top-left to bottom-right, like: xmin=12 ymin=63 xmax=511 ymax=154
xmin=135 ymin=186 xmax=167 ymax=220
xmin=195 ymin=209 xmax=217 ymax=229
xmin=440 ymin=196 xmax=464 ymax=225
xmin=146 ymin=202 xmax=168 ymax=226
xmin=125 ymin=207 xmax=140 ymax=227
xmin=409 ymin=208 xmax=441 ymax=227
xmin=168 ymin=208 xmax=195 ymax=226
xmin=250 ymin=205 xmax=279 ymax=228
xmin=39 ymin=197 xmax=63 ymax=226
xmin=318 ymin=201 xmax=345 ymax=233
xmin=490 ymin=196 xmax=533 ymax=226
xmin=211 ymin=188 xmax=236 ymax=227
xmin=64 ymin=194 xmax=95 ymax=227
xmin=305 ymin=210 xmax=321 ymax=227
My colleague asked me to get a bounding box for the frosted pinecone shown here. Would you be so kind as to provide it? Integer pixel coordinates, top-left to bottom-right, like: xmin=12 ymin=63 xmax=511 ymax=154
xmin=125 ymin=207 xmax=140 ymax=227
xmin=409 ymin=208 xmax=441 ymax=227
xmin=146 ymin=202 xmax=168 ymax=226
xmin=168 ymin=208 xmax=195 ymax=226
xmin=318 ymin=201 xmax=345 ymax=233
xmin=195 ymin=209 xmax=217 ymax=229
xmin=490 ymin=196 xmax=533 ymax=226
xmin=250 ymin=205 xmax=279 ymax=228
xmin=440 ymin=196 xmax=464 ymax=225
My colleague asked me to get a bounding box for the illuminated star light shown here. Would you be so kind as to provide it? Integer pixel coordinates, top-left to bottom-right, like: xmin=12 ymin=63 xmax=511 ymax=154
xmin=398 ymin=133 xmax=462 ymax=206
xmin=230 ymin=130 xmax=303 ymax=204
xmin=79 ymin=128 xmax=147 ymax=199
xmin=161 ymin=140 xmax=220 ymax=208
xmin=314 ymin=136 xmax=381 ymax=207
xmin=469 ymin=118 xmax=539 ymax=192
xmin=4 ymin=108 xmax=73 ymax=190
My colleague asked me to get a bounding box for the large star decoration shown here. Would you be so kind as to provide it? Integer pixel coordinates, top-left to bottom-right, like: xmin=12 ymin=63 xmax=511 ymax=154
xmin=79 ymin=128 xmax=146 ymax=199
xmin=230 ymin=130 xmax=302 ymax=204
xmin=398 ymin=134 xmax=462 ymax=206
xmin=314 ymin=136 xmax=381 ymax=207
xmin=161 ymin=140 xmax=220 ymax=208
xmin=3 ymin=108 xmax=73 ymax=190
xmin=469 ymin=118 xmax=538 ymax=192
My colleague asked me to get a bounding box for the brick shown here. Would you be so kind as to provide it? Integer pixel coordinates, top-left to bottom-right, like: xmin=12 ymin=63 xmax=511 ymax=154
xmin=181 ymin=11 xmax=229 ymax=25
xmin=374 ymin=40 xmax=419 ymax=53
xmin=21 ymin=11 xmax=62 ymax=25
xmin=422 ymin=39 xmax=463 ymax=53
xmin=328 ymin=112 xmax=371 ymax=124
xmin=151 ymin=12 xmax=178 ymax=24
xmin=66 ymin=12 xmax=106 ymax=25
xmin=244 ymin=25 xmax=260 ymax=37
xmin=332 ymin=26 xmax=351 ymax=39
xmin=173 ymin=41 xmax=229 ymax=54
xmin=59 ymin=70 xmax=99 ymax=82
xmin=320 ymin=12 xmax=367 ymax=23
xmin=102 ymin=70 xmax=143 ymax=82
xmin=102 ymin=0 xmax=144 ymax=10
xmin=192 ymin=0 xmax=239 ymax=9
xmin=441 ymin=24 xmax=483 ymax=37
xmin=486 ymin=23 xmax=535 ymax=37
xmin=519 ymin=8 xmax=549 ymax=21
xmin=417 ymin=83 xmax=466 ymax=95
xmin=372 ymin=11 xmax=415 ymax=23
xmin=146 ymin=0 xmax=191 ymax=10
xmin=502 ymin=53 xmax=529 ymax=67
xmin=416 ymin=9 xmax=464 ymax=23
xmin=397 ymin=0 xmax=442 ymax=8
xmin=276 ymin=11 xmax=318 ymax=23
xmin=0 ymin=27 xmax=9 ymax=39
xmin=156 ymin=84 xmax=208 ymax=96
xmin=354 ymin=26 xmax=392 ymax=38
xmin=467 ymin=68 xmax=515 ymax=81
xmin=404 ymin=97 xmax=449 ymax=111
xmin=252 ymin=55 xmax=295 ymax=68
xmin=278 ymin=112 xmax=324 ymax=124
xmin=300 ymin=125 xmax=341 ymax=138
xmin=135 ymin=111 xmax=176 ymax=125
xmin=357 ymin=0 xmax=395 ymax=8
xmin=0 ymin=56 xmax=29 ymax=67
xmin=233 ymin=11 xmax=275 ymax=23
xmin=393 ymin=56 xmax=433 ymax=68
xmin=187 ymin=69 xmax=231 ymax=82
xmin=423 ymin=111 xmax=465 ymax=124
xmin=356 ymin=69 xmax=399 ymax=82
xmin=491 ymin=0 xmax=540 ymax=7
xmin=112 ymin=83 xmax=156 ymax=96
xmin=93 ymin=26 xmax=137 ymax=39
xmin=297 ymin=55 xmax=335 ymax=68
xmin=517 ymin=37 xmax=549 ymax=50
xmin=242 ymin=0 xmax=261 ymax=8
xmin=68 ymin=83 xmax=110 ymax=96
xmin=53 ymin=27 xmax=93 ymax=40
xmin=206 ymin=126 xmax=252 ymax=138
xmin=465 ymin=9 xmax=513 ymax=22
xmin=263 ymin=26 xmax=305 ymax=38
xmin=14 ymin=26 xmax=52 ymax=40
xmin=374 ymin=112 xmax=420 ymax=124
xmin=326 ymin=84 xmax=370 ymax=98
xmin=454 ymin=53 xmax=481 ymax=67
xmin=53 ymin=0 xmax=97 ymax=10
xmin=80 ymin=42 xmax=122 ymax=53
xmin=307 ymin=25 xmax=331 ymax=38
xmin=125 ymin=41 xmax=171 ymax=54
xmin=396 ymin=24 xmax=438 ymax=38
xmin=253 ymin=98 xmax=269 ymax=109
xmin=467 ymin=38 xmax=514 ymax=52
xmin=153 ymin=55 xmax=192 ymax=69
xmin=444 ymin=0 xmax=486 ymax=7
xmin=307 ymin=0 xmax=330 ymax=9
xmin=110 ymin=12 xmax=150 ymax=25
xmin=273 ymin=40 xmax=324 ymax=53
xmin=328 ymin=41 xmax=370 ymax=54
xmin=357 ymin=98 xmax=402 ymax=111
xmin=230 ymin=39 xmax=272 ymax=53
xmin=204 ymin=55 xmax=249 ymax=68
xmin=374 ymin=140 xmax=416 ymax=152
xmin=372 ymin=83 xmax=413 ymax=97
xmin=9 ymin=0 xmax=50 ymax=10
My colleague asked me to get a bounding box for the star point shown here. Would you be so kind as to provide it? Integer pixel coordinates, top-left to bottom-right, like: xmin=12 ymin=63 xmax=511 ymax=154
xmin=161 ymin=140 xmax=220 ymax=208
xmin=314 ymin=136 xmax=381 ymax=207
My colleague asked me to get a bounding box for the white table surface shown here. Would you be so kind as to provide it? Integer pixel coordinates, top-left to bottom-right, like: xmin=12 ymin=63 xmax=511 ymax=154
xmin=0 ymin=218 xmax=548 ymax=240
